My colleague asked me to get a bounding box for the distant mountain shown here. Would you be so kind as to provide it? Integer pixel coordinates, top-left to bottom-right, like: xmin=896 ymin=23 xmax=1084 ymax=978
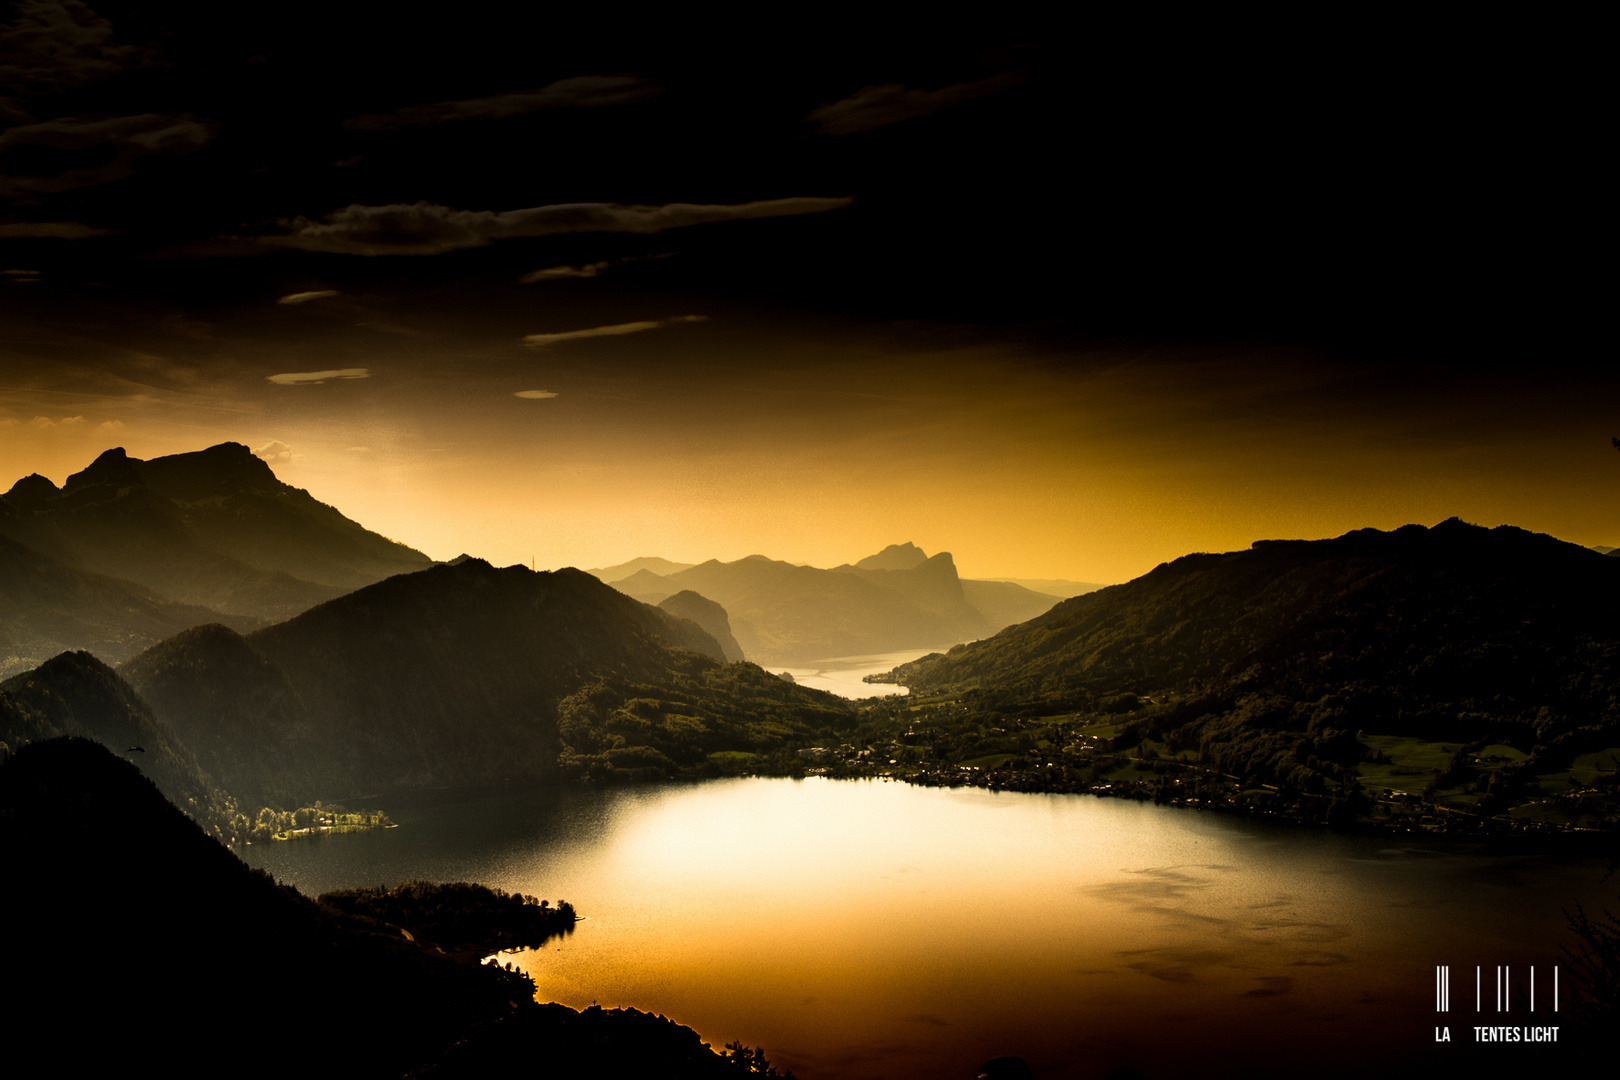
xmin=643 ymin=553 xmax=976 ymax=664
xmin=121 ymin=558 xmax=847 ymax=801
xmin=607 ymin=544 xmax=1061 ymax=665
xmin=614 ymin=567 xmax=676 ymax=604
xmin=976 ymin=576 xmax=1106 ymax=598
xmin=659 ymin=590 xmax=745 ymax=662
xmin=588 ymin=555 xmax=698 ymax=582
xmin=883 ymin=520 xmax=1620 ymax=788
xmin=958 ymin=579 xmax=1068 ymax=630
xmin=0 ymin=443 xmax=432 ymax=622
xmin=0 ymin=532 xmax=263 ymax=677
xmin=854 ymin=542 xmax=929 ymax=570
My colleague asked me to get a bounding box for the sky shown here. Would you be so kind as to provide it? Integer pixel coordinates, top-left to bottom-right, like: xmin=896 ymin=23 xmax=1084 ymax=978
xmin=0 ymin=3 xmax=1607 ymax=584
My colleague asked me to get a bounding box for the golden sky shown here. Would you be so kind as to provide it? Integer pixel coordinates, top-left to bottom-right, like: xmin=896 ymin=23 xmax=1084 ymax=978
xmin=0 ymin=6 xmax=1604 ymax=584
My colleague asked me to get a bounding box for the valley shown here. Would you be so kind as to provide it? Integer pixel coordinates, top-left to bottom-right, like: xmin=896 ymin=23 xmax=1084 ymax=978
xmin=4 ymin=446 xmax=1618 ymax=1077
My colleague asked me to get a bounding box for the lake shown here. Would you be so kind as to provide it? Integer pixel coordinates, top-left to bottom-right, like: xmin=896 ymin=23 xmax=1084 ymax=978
xmin=239 ymin=776 xmax=1606 ymax=1078
xmin=776 ymin=648 xmax=939 ymax=698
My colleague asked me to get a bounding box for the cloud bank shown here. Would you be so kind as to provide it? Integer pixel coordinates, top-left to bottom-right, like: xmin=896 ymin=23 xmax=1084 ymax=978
xmin=0 ymin=113 xmax=214 ymax=195
xmin=0 ymin=1 xmax=158 ymax=114
xmin=344 ymin=75 xmax=661 ymax=130
xmin=277 ymin=289 xmax=339 ymax=305
xmin=515 ymin=390 xmax=559 ymax=399
xmin=267 ymin=368 xmax=370 ymax=385
xmin=522 ymin=315 xmax=707 ymax=349
xmin=0 ymin=221 xmax=116 ymax=238
xmin=264 ymin=198 xmax=852 ymax=256
xmin=808 ymin=72 xmax=1030 ymax=135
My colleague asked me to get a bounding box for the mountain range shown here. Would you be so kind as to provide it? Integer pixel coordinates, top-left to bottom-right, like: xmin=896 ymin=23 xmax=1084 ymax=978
xmin=885 ymin=519 xmax=1620 ymax=704
xmin=880 ymin=519 xmax=1620 ymax=794
xmin=0 ymin=443 xmax=432 ymax=674
xmin=114 ymin=557 xmax=846 ymax=808
xmin=594 ymin=541 xmax=1072 ymax=664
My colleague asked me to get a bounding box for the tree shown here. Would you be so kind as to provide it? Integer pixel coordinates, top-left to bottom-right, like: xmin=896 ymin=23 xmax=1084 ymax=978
xmin=1564 ymin=897 xmax=1620 ymax=1028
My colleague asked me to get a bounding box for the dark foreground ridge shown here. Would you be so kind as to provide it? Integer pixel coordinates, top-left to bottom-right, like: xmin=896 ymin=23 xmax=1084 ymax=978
xmin=0 ymin=737 xmax=792 ymax=1080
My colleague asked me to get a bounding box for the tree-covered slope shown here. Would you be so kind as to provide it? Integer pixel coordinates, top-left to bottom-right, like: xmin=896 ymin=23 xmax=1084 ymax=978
xmin=116 ymin=622 xmax=344 ymax=809
xmin=121 ymin=558 xmax=849 ymax=801
xmin=883 ymin=520 xmax=1620 ymax=793
xmin=0 ymin=650 xmax=235 ymax=833
xmin=893 ymin=520 xmax=1620 ymax=709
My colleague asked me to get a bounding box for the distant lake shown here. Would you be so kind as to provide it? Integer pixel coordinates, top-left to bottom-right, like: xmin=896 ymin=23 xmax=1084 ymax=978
xmin=777 ymin=648 xmax=945 ymax=698
xmin=240 ymin=778 xmax=1604 ymax=1078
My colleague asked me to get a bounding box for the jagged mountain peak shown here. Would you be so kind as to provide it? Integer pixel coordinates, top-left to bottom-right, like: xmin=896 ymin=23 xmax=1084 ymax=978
xmin=140 ymin=442 xmax=279 ymax=501
xmin=855 ymin=542 xmax=930 ymax=571
xmin=56 ymin=442 xmax=280 ymax=502
xmin=64 ymin=446 xmax=141 ymax=491
xmin=1 ymin=441 xmax=433 ymax=624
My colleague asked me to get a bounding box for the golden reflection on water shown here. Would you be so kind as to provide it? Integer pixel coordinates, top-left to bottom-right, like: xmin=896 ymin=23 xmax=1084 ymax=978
xmin=242 ymin=776 xmax=1601 ymax=1079
xmin=484 ymin=778 xmax=1596 ymax=1079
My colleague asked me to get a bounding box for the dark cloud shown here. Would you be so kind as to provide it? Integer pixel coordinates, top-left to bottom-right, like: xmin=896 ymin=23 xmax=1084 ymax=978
xmin=0 ymin=221 xmax=116 ymax=238
xmin=0 ymin=1 xmax=157 ymax=100
xmin=264 ymin=198 xmax=853 ymax=256
xmin=343 ymin=75 xmax=661 ymax=131
xmin=520 ymin=261 xmax=613 ymax=282
xmin=807 ymin=71 xmax=1030 ymax=134
xmin=0 ymin=113 xmax=213 ymax=196
xmin=276 ymin=289 xmax=339 ymax=305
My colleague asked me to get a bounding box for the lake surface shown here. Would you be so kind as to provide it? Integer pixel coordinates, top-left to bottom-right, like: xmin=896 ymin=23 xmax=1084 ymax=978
xmin=777 ymin=648 xmax=941 ymax=698
xmin=240 ymin=778 xmax=1606 ymax=1078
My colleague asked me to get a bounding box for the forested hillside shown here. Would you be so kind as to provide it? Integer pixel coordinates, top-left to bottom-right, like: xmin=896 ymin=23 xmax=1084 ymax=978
xmin=119 ymin=558 xmax=851 ymax=802
xmin=878 ymin=520 xmax=1620 ymax=810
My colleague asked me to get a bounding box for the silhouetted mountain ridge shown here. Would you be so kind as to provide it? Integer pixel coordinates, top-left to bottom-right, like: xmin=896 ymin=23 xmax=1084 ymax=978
xmin=0 ymin=532 xmax=263 ymax=677
xmin=659 ymin=590 xmax=746 ymax=662
xmin=0 ymin=442 xmax=433 ymax=623
xmin=608 ymin=543 xmax=1061 ymax=664
xmin=887 ymin=519 xmax=1620 ymax=749
xmin=2 ymin=737 xmax=776 ymax=1079
xmin=120 ymin=558 xmax=848 ymax=801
